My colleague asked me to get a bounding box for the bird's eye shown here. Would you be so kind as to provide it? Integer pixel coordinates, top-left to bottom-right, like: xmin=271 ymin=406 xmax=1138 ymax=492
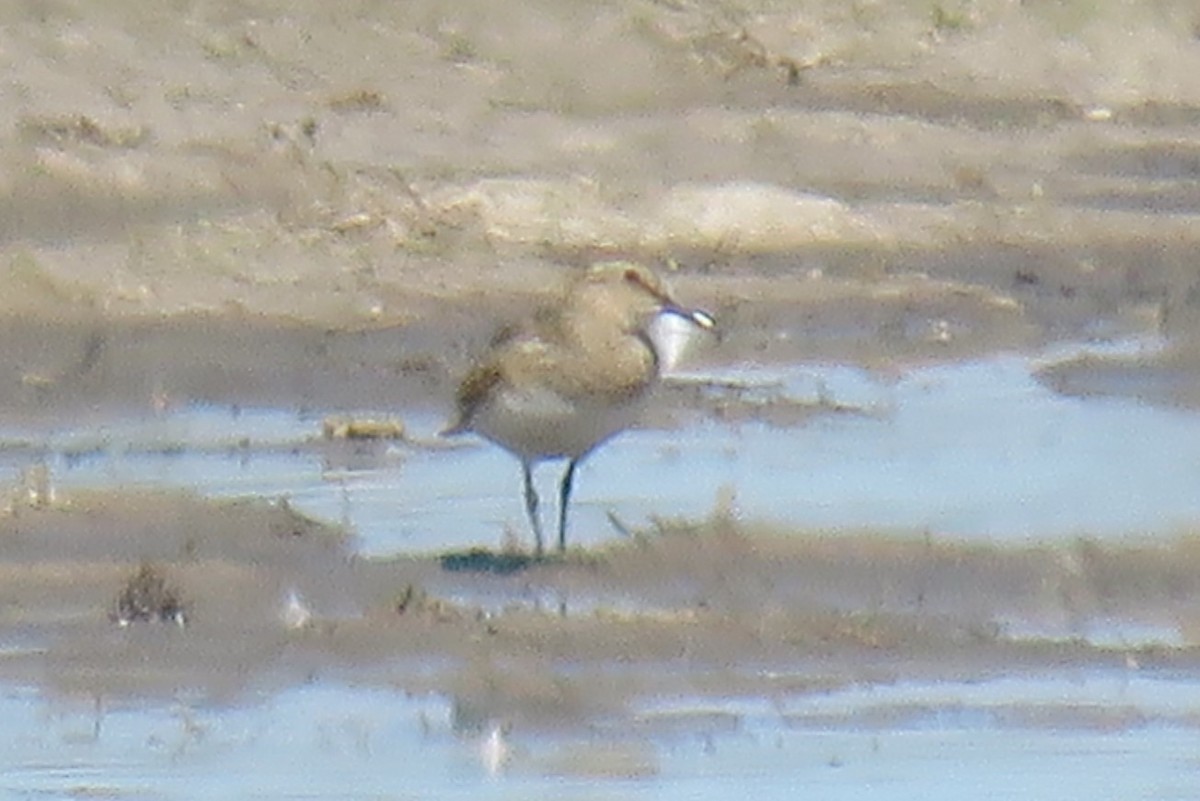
xmin=623 ymin=268 xmax=640 ymax=284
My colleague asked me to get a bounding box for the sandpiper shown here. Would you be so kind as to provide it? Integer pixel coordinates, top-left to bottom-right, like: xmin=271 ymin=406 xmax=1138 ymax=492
xmin=443 ymin=262 xmax=714 ymax=555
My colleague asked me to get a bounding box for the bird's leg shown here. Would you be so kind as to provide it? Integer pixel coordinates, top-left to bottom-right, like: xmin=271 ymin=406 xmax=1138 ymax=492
xmin=522 ymin=461 xmax=544 ymax=557
xmin=557 ymin=458 xmax=580 ymax=553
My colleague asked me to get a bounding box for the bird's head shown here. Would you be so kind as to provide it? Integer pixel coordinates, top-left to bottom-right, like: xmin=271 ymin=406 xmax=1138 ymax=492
xmin=573 ymin=262 xmax=715 ymax=334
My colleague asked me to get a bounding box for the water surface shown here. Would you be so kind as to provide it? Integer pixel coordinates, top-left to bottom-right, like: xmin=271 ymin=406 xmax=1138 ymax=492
xmin=7 ymin=341 xmax=1196 ymax=557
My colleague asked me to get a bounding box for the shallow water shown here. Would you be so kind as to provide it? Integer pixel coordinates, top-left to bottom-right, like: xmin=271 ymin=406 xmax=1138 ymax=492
xmin=7 ymin=340 xmax=1198 ymax=558
xmin=5 ymin=671 xmax=1200 ymax=801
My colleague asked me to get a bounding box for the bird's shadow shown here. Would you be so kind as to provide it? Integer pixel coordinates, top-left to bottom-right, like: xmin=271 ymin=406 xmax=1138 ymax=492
xmin=438 ymin=547 xmax=574 ymax=575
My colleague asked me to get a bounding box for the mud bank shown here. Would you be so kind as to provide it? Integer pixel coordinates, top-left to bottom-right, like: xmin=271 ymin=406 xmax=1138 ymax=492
xmin=1 ymin=489 xmax=1197 ymax=729
xmin=2 ymin=1 xmax=1199 ymax=425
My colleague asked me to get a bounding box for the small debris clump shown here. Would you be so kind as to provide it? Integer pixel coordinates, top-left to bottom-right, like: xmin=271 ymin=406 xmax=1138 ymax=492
xmin=113 ymin=563 xmax=187 ymax=627
xmin=322 ymin=416 xmax=406 ymax=441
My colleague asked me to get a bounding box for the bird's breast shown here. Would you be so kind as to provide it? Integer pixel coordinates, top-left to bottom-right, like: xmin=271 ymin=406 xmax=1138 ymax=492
xmin=473 ymin=383 xmax=645 ymax=460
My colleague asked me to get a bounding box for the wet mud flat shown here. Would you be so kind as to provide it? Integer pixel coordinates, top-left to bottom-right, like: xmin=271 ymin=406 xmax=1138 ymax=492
xmin=3 ymin=487 xmax=1200 ymax=734
xmin=4 ymin=2 xmax=1200 ymax=790
xmin=4 ymin=1 xmax=1200 ymax=424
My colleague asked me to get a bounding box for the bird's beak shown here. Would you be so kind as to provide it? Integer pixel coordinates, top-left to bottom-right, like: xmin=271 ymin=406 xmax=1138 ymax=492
xmin=687 ymin=309 xmax=716 ymax=330
xmin=664 ymin=305 xmax=716 ymax=331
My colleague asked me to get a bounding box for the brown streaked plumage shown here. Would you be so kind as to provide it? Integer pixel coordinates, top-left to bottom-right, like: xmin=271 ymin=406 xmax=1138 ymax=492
xmin=444 ymin=262 xmax=714 ymax=555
